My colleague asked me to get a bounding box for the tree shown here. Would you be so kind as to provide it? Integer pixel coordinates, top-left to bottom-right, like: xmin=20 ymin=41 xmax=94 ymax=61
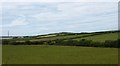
xmin=25 ymin=40 xmax=31 ymax=45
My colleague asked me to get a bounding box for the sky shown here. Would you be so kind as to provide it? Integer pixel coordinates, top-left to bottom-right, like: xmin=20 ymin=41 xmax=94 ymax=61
xmin=1 ymin=1 xmax=119 ymax=36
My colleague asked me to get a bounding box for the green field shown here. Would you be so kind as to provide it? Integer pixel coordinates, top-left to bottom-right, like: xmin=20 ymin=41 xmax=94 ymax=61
xmin=74 ymin=32 xmax=118 ymax=42
xmin=20 ymin=32 xmax=118 ymax=43
xmin=30 ymin=34 xmax=92 ymax=42
xmin=8 ymin=31 xmax=119 ymax=43
xmin=2 ymin=31 xmax=119 ymax=64
xmin=3 ymin=45 xmax=118 ymax=64
xmin=0 ymin=45 xmax=2 ymax=66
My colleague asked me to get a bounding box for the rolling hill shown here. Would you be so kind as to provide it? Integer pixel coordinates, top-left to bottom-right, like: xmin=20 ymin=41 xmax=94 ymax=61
xmin=30 ymin=30 xmax=119 ymax=42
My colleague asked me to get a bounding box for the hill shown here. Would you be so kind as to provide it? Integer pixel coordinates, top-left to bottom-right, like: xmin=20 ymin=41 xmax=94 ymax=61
xmin=31 ymin=30 xmax=119 ymax=42
xmin=2 ymin=30 xmax=119 ymax=48
xmin=74 ymin=32 xmax=118 ymax=42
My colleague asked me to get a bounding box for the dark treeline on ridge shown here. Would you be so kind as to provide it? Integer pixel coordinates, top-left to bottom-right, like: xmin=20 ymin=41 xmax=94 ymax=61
xmin=2 ymin=39 xmax=119 ymax=48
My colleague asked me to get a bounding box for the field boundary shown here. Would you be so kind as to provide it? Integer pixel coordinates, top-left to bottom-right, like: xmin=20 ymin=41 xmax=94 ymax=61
xmin=2 ymin=64 xmax=119 ymax=66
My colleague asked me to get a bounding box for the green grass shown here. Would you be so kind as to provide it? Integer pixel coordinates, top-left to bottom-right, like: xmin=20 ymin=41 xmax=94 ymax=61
xmin=7 ymin=32 xmax=119 ymax=43
xmin=0 ymin=45 xmax=2 ymax=66
xmin=74 ymin=33 xmax=118 ymax=42
xmin=31 ymin=34 xmax=92 ymax=42
xmin=3 ymin=45 xmax=118 ymax=64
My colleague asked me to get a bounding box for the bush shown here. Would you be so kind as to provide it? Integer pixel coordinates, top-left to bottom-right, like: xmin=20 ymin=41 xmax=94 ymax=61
xmin=2 ymin=39 xmax=10 ymax=45
xmin=25 ymin=40 xmax=31 ymax=45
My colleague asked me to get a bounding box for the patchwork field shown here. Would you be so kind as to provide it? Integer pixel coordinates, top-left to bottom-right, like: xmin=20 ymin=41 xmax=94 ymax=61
xmin=2 ymin=45 xmax=118 ymax=64
xmin=74 ymin=33 xmax=118 ymax=42
xmin=2 ymin=31 xmax=119 ymax=64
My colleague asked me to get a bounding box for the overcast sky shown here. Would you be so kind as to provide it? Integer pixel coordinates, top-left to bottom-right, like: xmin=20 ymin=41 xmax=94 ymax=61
xmin=1 ymin=1 xmax=118 ymax=36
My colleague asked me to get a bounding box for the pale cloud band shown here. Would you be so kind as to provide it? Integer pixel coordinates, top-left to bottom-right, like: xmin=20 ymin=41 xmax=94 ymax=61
xmin=1 ymin=0 xmax=120 ymax=2
xmin=1 ymin=2 xmax=118 ymax=36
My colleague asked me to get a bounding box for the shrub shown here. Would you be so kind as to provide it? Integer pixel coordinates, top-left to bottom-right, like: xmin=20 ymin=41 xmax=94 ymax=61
xmin=25 ymin=40 xmax=31 ymax=45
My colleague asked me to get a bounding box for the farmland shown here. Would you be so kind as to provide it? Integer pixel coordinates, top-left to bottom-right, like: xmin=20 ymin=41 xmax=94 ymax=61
xmin=0 ymin=45 xmax=2 ymax=65
xmin=2 ymin=45 xmax=118 ymax=64
xmin=2 ymin=2 xmax=119 ymax=65
xmin=2 ymin=31 xmax=119 ymax=48
xmin=2 ymin=30 xmax=119 ymax=64
xmin=74 ymin=32 xmax=118 ymax=42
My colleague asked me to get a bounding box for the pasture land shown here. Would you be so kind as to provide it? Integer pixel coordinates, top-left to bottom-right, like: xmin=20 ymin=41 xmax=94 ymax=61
xmin=74 ymin=33 xmax=118 ymax=42
xmin=3 ymin=45 xmax=118 ymax=64
xmin=0 ymin=46 xmax=2 ymax=65
xmin=30 ymin=34 xmax=92 ymax=42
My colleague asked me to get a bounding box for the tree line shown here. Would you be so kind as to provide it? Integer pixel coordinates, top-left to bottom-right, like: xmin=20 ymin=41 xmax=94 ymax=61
xmin=2 ymin=39 xmax=119 ymax=48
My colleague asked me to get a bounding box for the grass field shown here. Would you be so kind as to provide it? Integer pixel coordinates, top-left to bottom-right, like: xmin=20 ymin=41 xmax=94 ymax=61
xmin=25 ymin=32 xmax=119 ymax=42
xmin=2 ymin=45 xmax=118 ymax=64
xmin=0 ymin=45 xmax=2 ymax=65
xmin=74 ymin=33 xmax=118 ymax=42
xmin=7 ymin=31 xmax=119 ymax=43
xmin=30 ymin=34 xmax=92 ymax=42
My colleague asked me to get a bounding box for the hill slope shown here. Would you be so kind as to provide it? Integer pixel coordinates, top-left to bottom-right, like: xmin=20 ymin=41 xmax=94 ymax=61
xmin=32 ymin=31 xmax=119 ymax=42
xmin=74 ymin=32 xmax=118 ymax=42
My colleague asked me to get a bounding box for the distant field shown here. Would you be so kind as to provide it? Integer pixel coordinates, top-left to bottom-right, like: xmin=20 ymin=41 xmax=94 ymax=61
xmin=16 ymin=32 xmax=119 ymax=43
xmin=30 ymin=34 xmax=92 ymax=42
xmin=6 ymin=31 xmax=119 ymax=43
xmin=3 ymin=45 xmax=118 ymax=64
xmin=74 ymin=33 xmax=118 ymax=42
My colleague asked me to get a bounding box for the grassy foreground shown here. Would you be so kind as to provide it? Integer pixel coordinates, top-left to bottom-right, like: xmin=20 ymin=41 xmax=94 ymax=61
xmin=2 ymin=45 xmax=118 ymax=64
xmin=0 ymin=45 xmax=2 ymax=66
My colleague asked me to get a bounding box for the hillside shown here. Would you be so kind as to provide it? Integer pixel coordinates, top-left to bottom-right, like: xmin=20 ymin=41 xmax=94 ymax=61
xmin=2 ymin=30 xmax=119 ymax=48
xmin=74 ymin=32 xmax=118 ymax=42
xmin=31 ymin=30 xmax=119 ymax=42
